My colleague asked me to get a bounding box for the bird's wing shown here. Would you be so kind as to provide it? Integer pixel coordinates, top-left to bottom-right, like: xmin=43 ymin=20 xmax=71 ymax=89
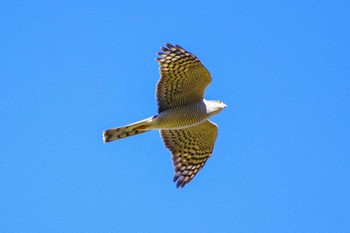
xmin=156 ymin=43 xmax=212 ymax=112
xmin=160 ymin=120 xmax=218 ymax=188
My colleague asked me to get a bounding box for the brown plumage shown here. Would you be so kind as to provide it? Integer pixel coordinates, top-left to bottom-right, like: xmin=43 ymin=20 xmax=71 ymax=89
xmin=103 ymin=43 xmax=226 ymax=188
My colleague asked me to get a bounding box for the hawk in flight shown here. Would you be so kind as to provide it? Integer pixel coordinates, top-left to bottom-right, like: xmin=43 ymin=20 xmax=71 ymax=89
xmin=103 ymin=43 xmax=227 ymax=188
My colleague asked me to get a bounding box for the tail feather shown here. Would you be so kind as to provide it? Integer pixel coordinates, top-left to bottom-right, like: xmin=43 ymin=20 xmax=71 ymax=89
xmin=103 ymin=116 xmax=154 ymax=143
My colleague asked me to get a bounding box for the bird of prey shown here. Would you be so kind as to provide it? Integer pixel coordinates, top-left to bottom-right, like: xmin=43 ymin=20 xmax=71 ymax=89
xmin=103 ymin=43 xmax=227 ymax=188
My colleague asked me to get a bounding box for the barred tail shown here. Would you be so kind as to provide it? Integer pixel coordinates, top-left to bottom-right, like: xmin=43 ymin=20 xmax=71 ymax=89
xmin=103 ymin=116 xmax=154 ymax=143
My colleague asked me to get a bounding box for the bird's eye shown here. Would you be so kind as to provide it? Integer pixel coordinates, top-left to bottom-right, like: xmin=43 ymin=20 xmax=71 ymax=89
xmin=216 ymin=100 xmax=222 ymax=104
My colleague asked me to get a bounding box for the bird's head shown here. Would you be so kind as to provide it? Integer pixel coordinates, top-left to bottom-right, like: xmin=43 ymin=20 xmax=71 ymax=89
xmin=204 ymin=99 xmax=227 ymax=115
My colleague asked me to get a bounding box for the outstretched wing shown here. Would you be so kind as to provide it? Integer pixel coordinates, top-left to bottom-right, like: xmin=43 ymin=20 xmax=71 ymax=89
xmin=156 ymin=43 xmax=212 ymax=112
xmin=160 ymin=120 xmax=218 ymax=188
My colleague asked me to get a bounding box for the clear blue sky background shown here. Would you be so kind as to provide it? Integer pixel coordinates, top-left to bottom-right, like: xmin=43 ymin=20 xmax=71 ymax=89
xmin=1 ymin=1 xmax=349 ymax=232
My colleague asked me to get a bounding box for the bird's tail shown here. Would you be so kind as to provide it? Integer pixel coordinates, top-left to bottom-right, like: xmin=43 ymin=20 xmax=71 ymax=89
xmin=103 ymin=116 xmax=155 ymax=143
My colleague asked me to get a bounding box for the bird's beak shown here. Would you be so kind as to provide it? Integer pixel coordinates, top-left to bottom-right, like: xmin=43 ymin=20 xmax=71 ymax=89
xmin=223 ymin=103 xmax=228 ymax=108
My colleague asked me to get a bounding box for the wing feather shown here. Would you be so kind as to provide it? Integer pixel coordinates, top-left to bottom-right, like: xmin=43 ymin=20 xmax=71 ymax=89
xmin=160 ymin=120 xmax=218 ymax=188
xmin=156 ymin=43 xmax=212 ymax=112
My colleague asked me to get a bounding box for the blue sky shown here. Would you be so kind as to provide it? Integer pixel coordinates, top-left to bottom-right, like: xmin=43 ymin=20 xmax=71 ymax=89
xmin=1 ymin=1 xmax=349 ymax=232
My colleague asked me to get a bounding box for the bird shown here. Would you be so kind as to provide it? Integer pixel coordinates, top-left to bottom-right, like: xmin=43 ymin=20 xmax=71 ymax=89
xmin=103 ymin=43 xmax=227 ymax=188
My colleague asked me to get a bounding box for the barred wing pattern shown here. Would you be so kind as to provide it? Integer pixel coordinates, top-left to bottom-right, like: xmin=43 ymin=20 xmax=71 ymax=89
xmin=160 ymin=120 xmax=218 ymax=188
xmin=156 ymin=43 xmax=212 ymax=112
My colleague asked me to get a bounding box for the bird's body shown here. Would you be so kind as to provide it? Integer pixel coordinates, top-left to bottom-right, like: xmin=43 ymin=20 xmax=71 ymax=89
xmin=103 ymin=99 xmax=225 ymax=140
xmin=103 ymin=43 xmax=226 ymax=188
xmin=153 ymin=101 xmax=207 ymax=129
xmin=153 ymin=99 xmax=224 ymax=129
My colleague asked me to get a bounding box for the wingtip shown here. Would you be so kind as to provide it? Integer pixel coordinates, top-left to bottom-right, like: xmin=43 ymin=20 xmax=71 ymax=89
xmin=173 ymin=174 xmax=188 ymax=188
xmin=165 ymin=42 xmax=172 ymax=48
